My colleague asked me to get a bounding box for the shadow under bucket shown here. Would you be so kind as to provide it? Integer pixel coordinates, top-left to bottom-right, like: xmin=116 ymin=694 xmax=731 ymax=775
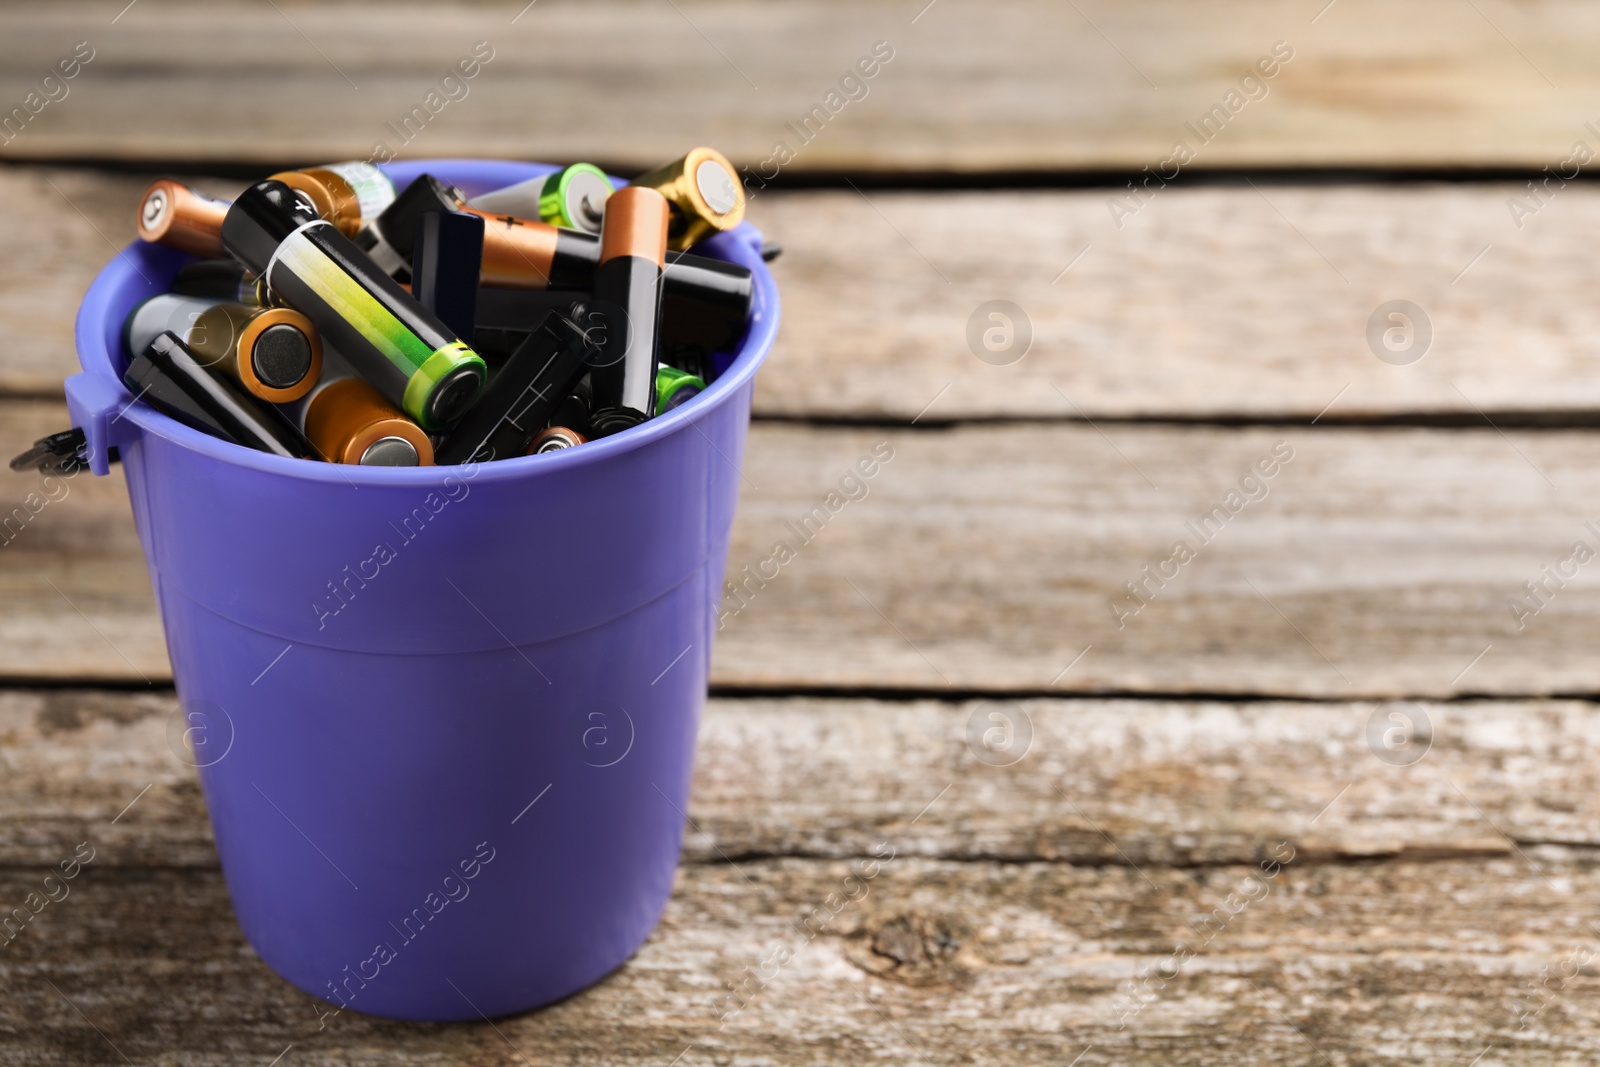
xmin=62 ymin=160 xmax=779 ymax=1021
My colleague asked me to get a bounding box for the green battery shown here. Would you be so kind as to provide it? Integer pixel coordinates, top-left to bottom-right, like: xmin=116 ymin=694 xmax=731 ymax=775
xmin=471 ymin=164 xmax=614 ymax=235
xmin=656 ymin=365 xmax=706 ymax=412
xmin=222 ymin=179 xmax=486 ymax=430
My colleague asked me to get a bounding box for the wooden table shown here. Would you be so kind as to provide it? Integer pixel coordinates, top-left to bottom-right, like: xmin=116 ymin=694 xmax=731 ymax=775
xmin=4 ymin=2 xmax=1600 ymax=1062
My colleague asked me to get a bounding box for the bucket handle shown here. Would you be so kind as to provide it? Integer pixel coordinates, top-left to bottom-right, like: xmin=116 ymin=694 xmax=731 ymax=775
xmin=50 ymin=372 xmax=137 ymax=476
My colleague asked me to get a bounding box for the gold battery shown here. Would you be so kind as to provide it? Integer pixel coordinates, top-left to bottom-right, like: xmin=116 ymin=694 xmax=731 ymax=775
xmin=304 ymin=377 xmax=434 ymax=466
xmin=187 ymin=303 xmax=323 ymax=404
xmin=269 ymin=168 xmax=364 ymax=238
xmin=136 ymin=179 xmax=231 ymax=258
xmin=630 ymin=147 xmax=746 ymax=251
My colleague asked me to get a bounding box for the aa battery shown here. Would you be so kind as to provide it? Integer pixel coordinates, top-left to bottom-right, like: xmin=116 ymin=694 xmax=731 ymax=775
xmin=659 ymin=252 xmax=751 ymax=352
xmin=470 ymin=163 xmax=614 ymax=234
xmin=269 ymin=169 xmax=364 ymax=238
xmin=125 ymin=294 xmax=323 ymax=403
xmin=311 ymin=161 xmax=397 ymax=222
xmin=472 ymin=206 xmax=598 ymax=289
xmin=221 ymin=179 xmax=487 ymax=431
xmin=472 ymin=206 xmax=752 ymax=312
xmin=655 ymin=365 xmax=706 ymax=411
xmin=475 ymin=271 xmax=746 ymax=358
xmin=527 ymin=426 xmax=587 ymax=454
xmin=362 ymin=173 xmax=586 ymax=289
xmin=631 ymin=147 xmax=746 ymax=251
xmin=365 ymin=173 xmax=753 ymax=326
xmin=434 ymin=312 xmax=592 ymax=465
xmin=124 ymin=331 xmax=315 ymax=459
xmin=137 ymin=179 xmax=231 ymax=258
xmin=301 ymin=376 xmax=434 ymax=466
xmin=125 ymin=293 xmax=217 ymax=352
xmin=588 ymin=187 xmax=670 ymax=437
xmin=141 ymin=173 xmax=372 ymax=260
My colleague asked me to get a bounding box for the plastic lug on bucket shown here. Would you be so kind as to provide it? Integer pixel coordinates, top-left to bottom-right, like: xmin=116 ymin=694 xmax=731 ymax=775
xmin=70 ymin=160 xmax=778 ymax=1021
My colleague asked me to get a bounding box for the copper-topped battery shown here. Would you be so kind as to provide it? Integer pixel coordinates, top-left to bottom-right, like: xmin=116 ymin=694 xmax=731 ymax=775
xmin=527 ymin=426 xmax=587 ymax=454
xmin=366 ymin=174 xmax=753 ymax=334
xmin=190 ymin=303 xmax=323 ymax=403
xmin=356 ymin=175 xmax=571 ymax=289
xmin=381 ymin=175 xmax=581 ymax=289
xmin=599 ymin=187 xmax=671 ymax=266
xmin=631 ymin=147 xmax=746 ymax=250
xmin=126 ymin=332 xmax=315 ymax=460
xmin=136 ymin=179 xmax=231 ymax=258
xmin=268 ymin=168 xmax=364 ymax=237
xmin=462 ymin=206 xmax=567 ymax=288
xmin=588 ymin=186 xmax=670 ymax=436
xmin=303 ymin=377 xmax=434 ymax=466
xmin=124 ymin=294 xmax=322 ymax=404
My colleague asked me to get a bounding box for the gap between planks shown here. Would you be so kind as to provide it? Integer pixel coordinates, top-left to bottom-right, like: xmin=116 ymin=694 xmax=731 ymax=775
xmin=15 ymin=388 xmax=1600 ymax=432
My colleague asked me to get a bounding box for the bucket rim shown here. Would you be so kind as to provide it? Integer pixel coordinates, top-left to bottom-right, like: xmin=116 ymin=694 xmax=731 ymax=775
xmin=73 ymin=158 xmax=778 ymax=484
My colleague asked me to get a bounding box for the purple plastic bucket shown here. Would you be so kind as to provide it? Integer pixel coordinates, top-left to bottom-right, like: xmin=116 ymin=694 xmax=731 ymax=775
xmin=62 ymin=160 xmax=777 ymax=1021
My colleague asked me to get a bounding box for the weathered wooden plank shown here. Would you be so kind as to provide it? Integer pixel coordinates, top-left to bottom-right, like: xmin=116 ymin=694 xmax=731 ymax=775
xmin=8 ymin=402 xmax=1600 ymax=695
xmin=715 ymin=422 xmax=1600 ymax=697
xmin=8 ymin=688 xmax=1600 ymax=870
xmin=3 ymin=0 xmax=1600 ymax=171
xmin=687 ymin=697 xmax=1600 ymax=867
xmin=0 ymin=402 xmax=165 ymax=684
xmin=4 ymin=858 xmax=1600 ymax=1064
xmin=0 ymin=167 xmax=170 ymax=398
xmin=755 ymin=182 xmax=1600 ymax=422
xmin=9 ymin=687 xmax=1600 ymax=1057
xmin=0 ymin=403 xmax=166 ymax=684
xmin=5 ymin=167 xmax=1600 ymax=421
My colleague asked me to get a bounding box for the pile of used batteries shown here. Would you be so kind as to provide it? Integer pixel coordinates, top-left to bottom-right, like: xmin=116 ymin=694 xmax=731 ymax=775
xmin=123 ymin=149 xmax=756 ymax=466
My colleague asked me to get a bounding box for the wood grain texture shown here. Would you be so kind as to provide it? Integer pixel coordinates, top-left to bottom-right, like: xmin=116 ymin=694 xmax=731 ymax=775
xmin=0 ymin=402 xmax=166 ymax=685
xmin=5 ymin=860 xmax=1600 ymax=1064
xmin=9 ymin=402 xmax=1600 ymax=696
xmin=715 ymin=422 xmax=1600 ymax=697
xmin=7 ymin=167 xmax=1600 ymax=422
xmin=0 ymin=167 xmax=171 ymax=397
xmin=2 ymin=0 xmax=1599 ymax=170
xmin=8 ymin=687 xmax=1600 ymax=871
xmin=3 ymin=686 xmax=1600 ymax=1062
xmin=755 ymin=182 xmax=1600 ymax=421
